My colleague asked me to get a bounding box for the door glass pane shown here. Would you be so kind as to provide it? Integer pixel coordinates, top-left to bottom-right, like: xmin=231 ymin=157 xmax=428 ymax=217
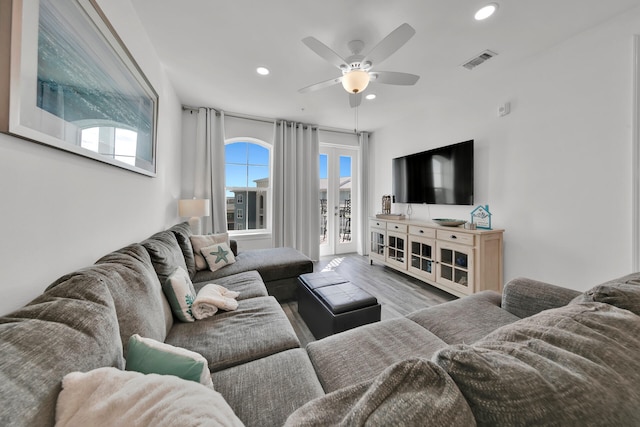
xmin=411 ymin=255 xmax=420 ymax=268
xmin=422 ymin=260 xmax=432 ymax=273
xmin=422 ymin=244 xmax=431 ymax=258
xmin=455 ymin=252 xmax=468 ymax=268
xmin=441 ymin=265 xmax=453 ymax=281
xmin=412 ymin=241 xmax=420 ymax=255
xmin=397 ymin=238 xmax=404 ymax=251
xmin=339 ymin=156 xmax=352 ymax=243
xmin=455 ymin=270 xmax=469 ymax=286
xmin=319 ymin=154 xmax=328 ymax=244
xmin=441 ymin=248 xmax=453 ymax=265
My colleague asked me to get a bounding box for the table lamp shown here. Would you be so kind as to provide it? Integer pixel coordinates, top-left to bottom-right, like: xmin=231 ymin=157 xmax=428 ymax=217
xmin=178 ymin=198 xmax=210 ymax=234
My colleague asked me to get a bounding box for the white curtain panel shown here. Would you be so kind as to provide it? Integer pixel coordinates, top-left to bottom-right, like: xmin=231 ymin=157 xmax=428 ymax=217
xmin=272 ymin=121 xmax=320 ymax=260
xmin=358 ymin=131 xmax=370 ymax=255
xmin=193 ymin=108 xmax=227 ymax=234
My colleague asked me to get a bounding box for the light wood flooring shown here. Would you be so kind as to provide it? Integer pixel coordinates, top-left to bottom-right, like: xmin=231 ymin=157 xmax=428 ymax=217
xmin=281 ymin=253 xmax=457 ymax=347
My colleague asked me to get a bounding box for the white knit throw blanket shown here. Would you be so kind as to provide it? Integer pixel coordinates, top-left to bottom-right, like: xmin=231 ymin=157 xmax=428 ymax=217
xmin=192 ymin=284 xmax=240 ymax=320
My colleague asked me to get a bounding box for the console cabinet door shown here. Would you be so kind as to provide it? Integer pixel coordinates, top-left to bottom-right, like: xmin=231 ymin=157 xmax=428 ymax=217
xmin=386 ymin=231 xmax=407 ymax=270
xmin=370 ymin=228 xmax=386 ymax=263
xmin=436 ymin=241 xmax=474 ymax=295
xmin=408 ymin=235 xmax=436 ymax=282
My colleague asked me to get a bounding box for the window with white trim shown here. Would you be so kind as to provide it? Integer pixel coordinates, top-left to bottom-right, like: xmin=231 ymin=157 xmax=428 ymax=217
xmin=225 ymin=139 xmax=270 ymax=232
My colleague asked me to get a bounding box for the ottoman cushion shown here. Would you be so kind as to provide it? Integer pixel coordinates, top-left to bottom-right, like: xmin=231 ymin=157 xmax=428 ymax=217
xmin=314 ymin=282 xmax=378 ymax=314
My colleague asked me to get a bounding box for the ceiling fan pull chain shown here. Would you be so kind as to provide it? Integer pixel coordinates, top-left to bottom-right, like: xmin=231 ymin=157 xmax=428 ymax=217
xmin=354 ymin=105 xmax=359 ymax=134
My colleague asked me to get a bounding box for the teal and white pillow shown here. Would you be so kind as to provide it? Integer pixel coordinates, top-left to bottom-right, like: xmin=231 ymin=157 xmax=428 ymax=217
xmin=190 ymin=233 xmax=229 ymax=271
xmin=162 ymin=266 xmax=196 ymax=322
xmin=201 ymin=242 xmax=236 ymax=272
xmin=125 ymin=334 xmax=213 ymax=388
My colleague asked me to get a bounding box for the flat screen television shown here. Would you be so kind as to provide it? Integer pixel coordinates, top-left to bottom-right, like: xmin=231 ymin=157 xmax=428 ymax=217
xmin=392 ymin=140 xmax=474 ymax=205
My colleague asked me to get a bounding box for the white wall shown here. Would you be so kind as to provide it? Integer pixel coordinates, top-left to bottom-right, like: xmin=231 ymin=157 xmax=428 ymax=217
xmin=370 ymin=8 xmax=640 ymax=291
xmin=0 ymin=0 xmax=183 ymax=314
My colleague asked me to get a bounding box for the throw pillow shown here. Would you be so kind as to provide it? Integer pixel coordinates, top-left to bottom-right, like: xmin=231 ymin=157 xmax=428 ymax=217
xmin=571 ymin=280 xmax=640 ymax=316
xmin=433 ymin=302 xmax=640 ymax=426
xmin=201 ymin=242 xmax=236 ymax=272
xmin=162 ymin=266 xmax=196 ymax=322
xmin=55 ymin=367 xmax=244 ymax=427
xmin=125 ymin=334 xmax=213 ymax=388
xmin=190 ymin=233 xmax=229 ymax=271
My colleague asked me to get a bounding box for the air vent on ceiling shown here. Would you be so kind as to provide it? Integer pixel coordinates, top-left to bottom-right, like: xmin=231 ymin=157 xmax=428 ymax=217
xmin=462 ymin=50 xmax=498 ymax=70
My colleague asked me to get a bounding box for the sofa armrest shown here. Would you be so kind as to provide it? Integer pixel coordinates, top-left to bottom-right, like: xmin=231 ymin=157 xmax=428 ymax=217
xmin=230 ymin=240 xmax=238 ymax=257
xmin=501 ymin=277 xmax=581 ymax=318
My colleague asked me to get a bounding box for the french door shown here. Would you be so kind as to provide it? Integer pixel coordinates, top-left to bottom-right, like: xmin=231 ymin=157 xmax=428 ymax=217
xmin=319 ymin=146 xmax=358 ymax=256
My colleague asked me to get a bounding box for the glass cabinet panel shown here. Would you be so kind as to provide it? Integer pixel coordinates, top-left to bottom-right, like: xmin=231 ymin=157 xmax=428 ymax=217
xmin=408 ymin=236 xmax=436 ymax=281
xmin=437 ymin=244 xmax=472 ymax=290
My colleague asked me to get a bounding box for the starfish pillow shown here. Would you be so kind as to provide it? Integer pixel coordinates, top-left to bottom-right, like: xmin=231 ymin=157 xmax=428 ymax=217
xmin=200 ymin=242 xmax=236 ymax=272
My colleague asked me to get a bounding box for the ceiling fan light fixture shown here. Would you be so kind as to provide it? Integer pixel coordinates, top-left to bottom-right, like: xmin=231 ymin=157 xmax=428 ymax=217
xmin=342 ymin=70 xmax=370 ymax=94
xmin=475 ymin=3 xmax=498 ymax=20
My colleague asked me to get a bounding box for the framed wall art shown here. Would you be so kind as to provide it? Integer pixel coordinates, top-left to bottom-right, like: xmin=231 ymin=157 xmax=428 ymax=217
xmin=0 ymin=0 xmax=158 ymax=176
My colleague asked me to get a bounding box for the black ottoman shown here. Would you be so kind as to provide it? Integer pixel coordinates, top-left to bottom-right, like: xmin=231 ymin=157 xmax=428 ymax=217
xmin=297 ymin=272 xmax=381 ymax=340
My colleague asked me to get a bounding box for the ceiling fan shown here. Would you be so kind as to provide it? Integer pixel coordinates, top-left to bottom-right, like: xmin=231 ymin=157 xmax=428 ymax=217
xmin=299 ymin=23 xmax=420 ymax=108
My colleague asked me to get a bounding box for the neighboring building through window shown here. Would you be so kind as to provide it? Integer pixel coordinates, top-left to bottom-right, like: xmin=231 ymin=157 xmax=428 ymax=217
xmin=225 ymin=139 xmax=270 ymax=232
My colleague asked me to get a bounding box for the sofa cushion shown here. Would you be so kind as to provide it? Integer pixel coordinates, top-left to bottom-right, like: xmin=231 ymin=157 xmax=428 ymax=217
xmin=165 ymin=296 xmax=300 ymax=372
xmin=193 ymin=270 xmax=268 ymax=301
xmin=571 ymin=272 xmax=640 ymax=316
xmin=306 ymin=317 xmax=448 ymax=393
xmin=407 ymin=291 xmax=519 ymax=344
xmin=201 ymin=241 xmax=236 ymax=272
xmin=433 ymin=302 xmax=640 ymax=426
xmin=192 ymin=247 xmax=312 ymax=284
xmin=93 ymin=244 xmax=173 ymax=353
xmin=142 ymin=230 xmax=189 ymax=284
xmin=168 ymin=222 xmax=196 ymax=278
xmin=0 ymin=276 xmax=123 ymax=427
xmin=125 ymin=334 xmax=212 ymax=388
xmin=190 ymin=233 xmax=229 ymax=271
xmin=285 ymin=358 xmax=475 ymax=427
xmin=55 ymin=367 xmax=243 ymax=427
xmin=162 ymin=266 xmax=197 ymax=322
xmin=213 ymin=349 xmax=325 ymax=427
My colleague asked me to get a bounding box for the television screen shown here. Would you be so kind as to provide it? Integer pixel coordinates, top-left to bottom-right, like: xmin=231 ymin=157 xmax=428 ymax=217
xmin=392 ymin=140 xmax=474 ymax=205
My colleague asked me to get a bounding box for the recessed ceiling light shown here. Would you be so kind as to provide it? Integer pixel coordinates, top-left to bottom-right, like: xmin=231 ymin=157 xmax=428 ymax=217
xmin=256 ymin=66 xmax=270 ymax=75
xmin=475 ymin=3 xmax=498 ymax=21
xmin=365 ymin=94 xmax=376 ymax=100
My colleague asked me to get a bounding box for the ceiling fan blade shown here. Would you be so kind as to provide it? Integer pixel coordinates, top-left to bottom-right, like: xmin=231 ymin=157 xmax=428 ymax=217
xmin=299 ymin=76 xmax=342 ymax=93
xmin=370 ymin=71 xmax=420 ymax=86
xmin=302 ymin=37 xmax=348 ymax=69
xmin=363 ymin=23 xmax=415 ymax=67
xmin=349 ymin=93 xmax=362 ymax=108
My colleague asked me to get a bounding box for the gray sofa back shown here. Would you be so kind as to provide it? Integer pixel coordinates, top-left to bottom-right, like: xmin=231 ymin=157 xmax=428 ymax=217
xmin=0 ymin=270 xmax=124 ymax=427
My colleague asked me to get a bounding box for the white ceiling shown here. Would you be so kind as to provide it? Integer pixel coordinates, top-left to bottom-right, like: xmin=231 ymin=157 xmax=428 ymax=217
xmin=131 ymin=0 xmax=640 ymax=132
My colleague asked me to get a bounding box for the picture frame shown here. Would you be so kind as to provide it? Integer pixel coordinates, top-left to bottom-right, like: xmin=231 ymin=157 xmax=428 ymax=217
xmin=0 ymin=0 xmax=158 ymax=176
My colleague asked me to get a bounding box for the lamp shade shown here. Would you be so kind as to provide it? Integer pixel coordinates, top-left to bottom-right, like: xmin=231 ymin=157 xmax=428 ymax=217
xmin=178 ymin=199 xmax=210 ymax=217
xmin=342 ymin=70 xmax=370 ymax=94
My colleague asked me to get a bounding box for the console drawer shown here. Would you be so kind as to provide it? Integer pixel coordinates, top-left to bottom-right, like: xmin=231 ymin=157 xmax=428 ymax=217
xmin=369 ymin=219 xmax=386 ymax=230
xmin=436 ymin=230 xmax=474 ymax=246
xmin=387 ymin=222 xmax=407 ymax=233
xmin=409 ymin=225 xmax=436 ymax=238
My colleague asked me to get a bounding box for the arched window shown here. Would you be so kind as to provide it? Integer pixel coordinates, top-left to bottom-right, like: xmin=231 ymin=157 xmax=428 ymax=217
xmin=225 ymin=138 xmax=270 ymax=232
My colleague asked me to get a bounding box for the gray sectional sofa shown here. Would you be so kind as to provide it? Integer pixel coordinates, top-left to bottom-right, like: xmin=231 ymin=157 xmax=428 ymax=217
xmin=1 ymin=221 xmax=640 ymax=426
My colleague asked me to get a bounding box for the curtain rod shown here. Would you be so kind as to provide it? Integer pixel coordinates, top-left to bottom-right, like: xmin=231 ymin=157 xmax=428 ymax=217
xmin=182 ymin=105 xmax=365 ymax=136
